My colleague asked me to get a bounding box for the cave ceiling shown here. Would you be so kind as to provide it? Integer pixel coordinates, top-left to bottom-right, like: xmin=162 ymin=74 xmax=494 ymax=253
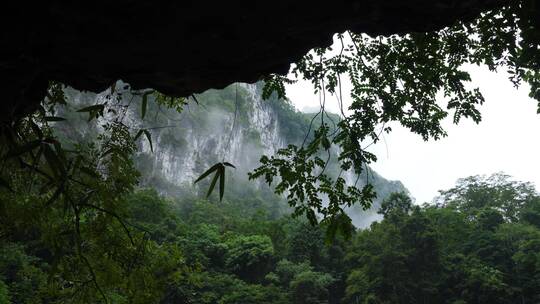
xmin=0 ymin=0 xmax=506 ymax=119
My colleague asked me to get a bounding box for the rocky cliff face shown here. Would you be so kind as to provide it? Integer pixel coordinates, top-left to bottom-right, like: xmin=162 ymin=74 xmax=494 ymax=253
xmin=59 ymin=82 xmax=406 ymax=227
xmin=133 ymin=83 xmax=287 ymax=196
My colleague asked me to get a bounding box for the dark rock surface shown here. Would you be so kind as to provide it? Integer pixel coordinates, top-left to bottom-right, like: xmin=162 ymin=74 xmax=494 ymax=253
xmin=0 ymin=1 xmax=505 ymax=120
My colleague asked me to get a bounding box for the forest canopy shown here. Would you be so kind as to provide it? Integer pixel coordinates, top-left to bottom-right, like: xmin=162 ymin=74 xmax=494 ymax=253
xmin=2 ymin=173 xmax=540 ymax=303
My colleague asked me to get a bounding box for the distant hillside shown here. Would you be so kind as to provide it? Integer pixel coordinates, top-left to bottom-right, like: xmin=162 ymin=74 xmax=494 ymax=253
xmin=56 ymin=82 xmax=407 ymax=227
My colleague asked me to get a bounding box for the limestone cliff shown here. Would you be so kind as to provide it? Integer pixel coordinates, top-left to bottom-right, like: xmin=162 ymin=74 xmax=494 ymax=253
xmin=58 ymin=82 xmax=407 ymax=227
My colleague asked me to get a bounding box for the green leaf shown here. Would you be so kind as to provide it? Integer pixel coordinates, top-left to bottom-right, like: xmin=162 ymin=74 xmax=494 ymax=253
xmin=306 ymin=209 xmax=318 ymax=226
xmin=101 ymin=148 xmax=114 ymax=158
xmin=76 ymin=104 xmax=105 ymax=113
xmin=43 ymin=144 xmax=66 ymax=178
xmin=45 ymin=184 xmax=64 ymax=206
xmin=324 ymin=213 xmax=353 ymax=243
xmin=30 ymin=121 xmax=43 ymax=139
xmin=206 ymin=170 xmax=220 ymax=198
xmin=223 ymin=162 xmax=236 ymax=168
xmin=44 ymin=116 xmax=66 ymax=122
xmin=191 ymin=94 xmax=200 ymax=104
xmin=134 ymin=129 xmax=144 ymax=140
xmin=194 ymin=163 xmax=221 ymax=184
xmin=322 ymin=137 xmax=331 ymax=150
xmin=77 ymin=104 xmax=105 ymax=121
xmin=72 ymin=155 xmax=82 ymax=174
xmin=134 ymin=129 xmax=154 ymax=152
xmin=141 ymin=93 xmax=149 ymax=119
xmin=3 ymin=140 xmax=42 ymax=159
xmin=143 ymin=129 xmax=153 ymax=152
xmin=219 ymin=166 xmax=225 ymax=201
xmin=52 ymin=140 xmax=66 ymax=163
xmin=194 ymin=162 xmax=233 ymax=201
xmin=79 ymin=166 xmax=100 ymax=179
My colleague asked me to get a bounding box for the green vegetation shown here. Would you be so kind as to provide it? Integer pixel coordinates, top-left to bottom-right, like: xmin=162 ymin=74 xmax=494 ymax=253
xmin=1 ymin=172 xmax=540 ymax=303
xmin=346 ymin=173 xmax=540 ymax=304
xmin=257 ymin=1 xmax=540 ymax=225
xmin=0 ymin=1 xmax=539 ymax=302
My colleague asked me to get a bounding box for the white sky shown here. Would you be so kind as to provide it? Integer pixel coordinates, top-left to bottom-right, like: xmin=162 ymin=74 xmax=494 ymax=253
xmin=286 ymin=66 xmax=540 ymax=204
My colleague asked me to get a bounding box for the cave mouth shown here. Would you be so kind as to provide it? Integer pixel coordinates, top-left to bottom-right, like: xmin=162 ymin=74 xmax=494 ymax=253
xmin=1 ymin=0 xmax=503 ymax=121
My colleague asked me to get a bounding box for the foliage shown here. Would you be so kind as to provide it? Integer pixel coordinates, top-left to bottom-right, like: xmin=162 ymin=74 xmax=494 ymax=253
xmin=289 ymin=269 xmax=334 ymax=304
xmin=225 ymin=235 xmax=274 ymax=283
xmin=256 ymin=0 xmax=540 ymax=229
xmin=377 ymin=191 xmax=413 ymax=218
xmin=0 ymin=243 xmax=49 ymax=303
xmin=0 ymin=278 xmax=8 ymax=304
xmin=436 ymin=172 xmax=540 ymax=222
xmin=2 ymin=171 xmax=540 ymax=302
xmin=194 ymin=162 xmax=236 ymax=201
xmin=344 ymin=173 xmax=540 ymax=304
xmin=0 ymin=95 xmax=188 ymax=302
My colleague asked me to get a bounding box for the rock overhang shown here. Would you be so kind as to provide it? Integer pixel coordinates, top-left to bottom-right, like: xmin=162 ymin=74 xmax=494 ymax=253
xmin=0 ymin=0 xmax=507 ymax=120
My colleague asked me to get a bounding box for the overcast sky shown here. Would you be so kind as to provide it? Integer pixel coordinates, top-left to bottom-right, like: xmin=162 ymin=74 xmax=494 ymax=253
xmin=286 ymin=66 xmax=540 ymax=203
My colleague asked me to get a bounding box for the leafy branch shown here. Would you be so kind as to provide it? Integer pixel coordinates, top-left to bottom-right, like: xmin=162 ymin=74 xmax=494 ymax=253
xmin=194 ymin=162 xmax=236 ymax=201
